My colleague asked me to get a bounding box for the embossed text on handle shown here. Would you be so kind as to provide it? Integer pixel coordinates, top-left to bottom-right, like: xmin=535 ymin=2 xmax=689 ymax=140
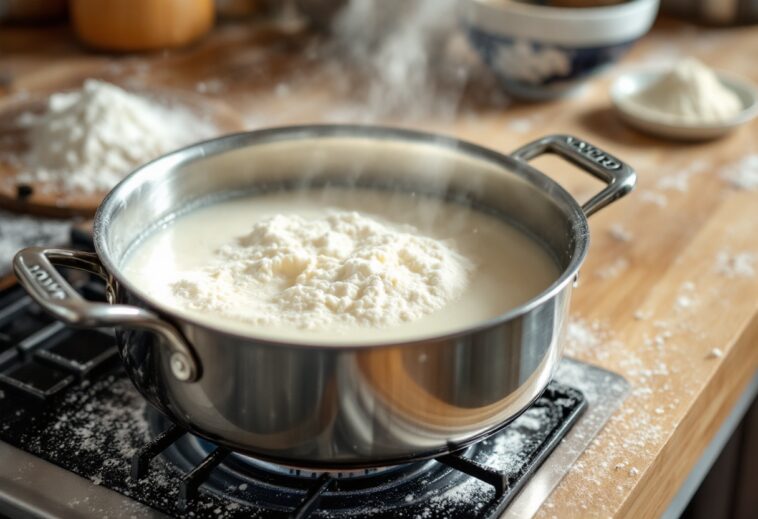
xmin=565 ymin=136 xmax=622 ymax=171
xmin=28 ymin=264 xmax=67 ymax=300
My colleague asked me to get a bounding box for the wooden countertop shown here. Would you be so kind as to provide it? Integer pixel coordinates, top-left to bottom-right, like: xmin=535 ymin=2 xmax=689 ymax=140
xmin=2 ymin=16 xmax=757 ymax=519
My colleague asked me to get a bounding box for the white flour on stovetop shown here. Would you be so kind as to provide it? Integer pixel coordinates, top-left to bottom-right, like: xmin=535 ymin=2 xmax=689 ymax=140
xmin=21 ymin=375 xmax=246 ymax=519
xmin=400 ymin=405 xmax=553 ymax=516
xmin=169 ymin=210 xmax=473 ymax=331
xmin=0 ymin=210 xmax=71 ymax=272
xmin=16 ymin=80 xmax=214 ymax=193
xmin=45 ymin=377 xmax=149 ymax=460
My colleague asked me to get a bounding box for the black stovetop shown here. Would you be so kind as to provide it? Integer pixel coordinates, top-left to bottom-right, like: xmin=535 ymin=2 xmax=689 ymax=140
xmin=0 ymin=281 xmax=587 ymax=518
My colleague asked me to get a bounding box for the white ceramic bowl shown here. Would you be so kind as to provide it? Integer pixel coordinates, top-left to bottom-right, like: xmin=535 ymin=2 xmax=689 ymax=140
xmin=611 ymin=69 xmax=758 ymax=140
xmin=462 ymin=0 xmax=660 ymax=100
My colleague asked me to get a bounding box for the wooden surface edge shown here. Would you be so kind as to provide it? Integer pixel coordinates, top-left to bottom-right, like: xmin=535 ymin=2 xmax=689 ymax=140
xmin=618 ymin=313 xmax=758 ymax=518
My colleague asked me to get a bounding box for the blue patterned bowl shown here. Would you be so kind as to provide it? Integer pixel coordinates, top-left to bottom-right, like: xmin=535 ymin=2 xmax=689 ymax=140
xmin=462 ymin=0 xmax=660 ymax=100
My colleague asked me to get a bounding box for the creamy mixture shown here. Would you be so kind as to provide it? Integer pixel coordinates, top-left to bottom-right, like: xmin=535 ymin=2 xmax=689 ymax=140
xmin=123 ymin=188 xmax=560 ymax=344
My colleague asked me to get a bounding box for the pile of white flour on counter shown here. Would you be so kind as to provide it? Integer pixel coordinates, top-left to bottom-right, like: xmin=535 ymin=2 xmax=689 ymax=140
xmin=170 ymin=211 xmax=473 ymax=330
xmin=17 ymin=80 xmax=214 ymax=193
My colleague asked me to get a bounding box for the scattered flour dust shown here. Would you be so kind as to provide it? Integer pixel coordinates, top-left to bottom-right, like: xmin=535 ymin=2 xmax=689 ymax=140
xmin=171 ymin=211 xmax=473 ymax=330
xmin=565 ymin=318 xmax=603 ymax=353
xmin=721 ymin=154 xmax=758 ymax=191
xmin=0 ymin=211 xmax=71 ymax=270
xmin=597 ymin=257 xmax=630 ymax=280
xmin=608 ymin=223 xmax=633 ymax=242
xmin=656 ymin=159 xmax=710 ymax=193
xmin=639 ymin=190 xmax=668 ymax=208
xmin=506 ymin=114 xmax=545 ymax=135
xmin=420 ymin=405 xmax=552 ymax=515
xmin=17 ymin=80 xmax=215 ymax=193
xmin=548 ymin=358 xmax=666 ymax=515
xmin=714 ymin=250 xmax=756 ymax=278
xmin=42 ymin=375 xmax=245 ymax=518
xmin=549 ymin=248 xmax=749 ymax=513
xmin=553 ymin=323 xmax=674 ymax=514
xmin=675 ymin=281 xmax=697 ymax=310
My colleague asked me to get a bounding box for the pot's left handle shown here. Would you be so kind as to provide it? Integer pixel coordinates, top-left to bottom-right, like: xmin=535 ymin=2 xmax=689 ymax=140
xmin=511 ymin=134 xmax=636 ymax=217
xmin=13 ymin=247 xmax=200 ymax=383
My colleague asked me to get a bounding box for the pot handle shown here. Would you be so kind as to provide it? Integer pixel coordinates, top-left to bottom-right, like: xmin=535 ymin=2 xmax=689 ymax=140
xmin=13 ymin=247 xmax=200 ymax=383
xmin=511 ymin=135 xmax=636 ymax=217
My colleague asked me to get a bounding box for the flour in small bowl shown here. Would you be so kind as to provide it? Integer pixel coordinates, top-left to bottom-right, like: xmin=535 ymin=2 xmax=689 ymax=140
xmin=170 ymin=211 xmax=474 ymax=330
xmin=623 ymin=58 xmax=742 ymax=124
xmin=17 ymin=80 xmax=215 ymax=193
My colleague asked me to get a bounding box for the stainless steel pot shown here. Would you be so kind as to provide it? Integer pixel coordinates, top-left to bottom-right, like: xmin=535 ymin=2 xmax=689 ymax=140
xmin=14 ymin=126 xmax=634 ymax=468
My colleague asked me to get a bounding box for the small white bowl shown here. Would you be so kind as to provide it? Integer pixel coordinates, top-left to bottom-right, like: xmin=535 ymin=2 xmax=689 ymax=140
xmin=610 ymin=69 xmax=758 ymax=140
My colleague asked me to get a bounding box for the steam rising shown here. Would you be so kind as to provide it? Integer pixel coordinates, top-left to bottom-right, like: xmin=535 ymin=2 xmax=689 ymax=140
xmin=107 ymin=1 xmax=515 ymax=268
xmin=313 ymin=0 xmax=501 ymax=121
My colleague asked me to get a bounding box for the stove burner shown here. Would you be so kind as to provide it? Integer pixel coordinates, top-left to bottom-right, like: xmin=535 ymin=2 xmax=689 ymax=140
xmin=137 ymin=385 xmax=587 ymax=517
xmin=194 ymin=436 xmax=429 ymax=480
xmin=147 ymin=408 xmax=456 ymax=513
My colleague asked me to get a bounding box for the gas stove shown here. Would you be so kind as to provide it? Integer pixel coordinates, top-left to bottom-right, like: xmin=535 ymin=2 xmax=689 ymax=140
xmin=0 ymin=276 xmax=628 ymax=518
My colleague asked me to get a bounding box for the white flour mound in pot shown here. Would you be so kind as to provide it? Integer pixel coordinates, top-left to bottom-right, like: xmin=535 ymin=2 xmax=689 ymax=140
xmin=170 ymin=211 xmax=474 ymax=330
xmin=17 ymin=80 xmax=214 ymax=193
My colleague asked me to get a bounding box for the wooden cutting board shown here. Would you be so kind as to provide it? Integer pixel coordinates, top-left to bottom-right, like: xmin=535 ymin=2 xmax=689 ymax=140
xmin=0 ymin=87 xmax=245 ymax=217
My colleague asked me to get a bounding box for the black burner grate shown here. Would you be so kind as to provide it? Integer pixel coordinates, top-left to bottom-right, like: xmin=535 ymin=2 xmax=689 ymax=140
xmin=0 ymin=284 xmax=587 ymax=518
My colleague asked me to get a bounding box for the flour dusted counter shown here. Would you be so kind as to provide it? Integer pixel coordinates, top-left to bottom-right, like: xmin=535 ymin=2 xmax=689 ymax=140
xmin=1 ymin=15 xmax=757 ymax=519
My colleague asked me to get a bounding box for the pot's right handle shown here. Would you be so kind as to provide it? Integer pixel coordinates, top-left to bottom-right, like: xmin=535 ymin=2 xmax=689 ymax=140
xmin=13 ymin=247 xmax=200 ymax=383
xmin=511 ymin=135 xmax=636 ymax=217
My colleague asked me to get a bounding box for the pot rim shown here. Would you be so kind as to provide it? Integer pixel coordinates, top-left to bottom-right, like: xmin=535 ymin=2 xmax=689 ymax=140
xmin=93 ymin=124 xmax=589 ymax=350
